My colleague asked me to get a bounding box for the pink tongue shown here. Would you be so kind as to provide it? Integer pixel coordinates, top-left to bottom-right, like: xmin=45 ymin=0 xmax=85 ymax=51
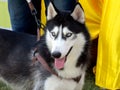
xmin=54 ymin=57 xmax=65 ymax=70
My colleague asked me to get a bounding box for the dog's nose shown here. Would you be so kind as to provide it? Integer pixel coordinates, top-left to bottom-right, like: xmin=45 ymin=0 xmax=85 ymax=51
xmin=52 ymin=52 xmax=61 ymax=58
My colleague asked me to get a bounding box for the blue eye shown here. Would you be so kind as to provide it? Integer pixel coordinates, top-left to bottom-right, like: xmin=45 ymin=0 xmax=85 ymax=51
xmin=66 ymin=33 xmax=72 ymax=37
xmin=51 ymin=32 xmax=56 ymax=37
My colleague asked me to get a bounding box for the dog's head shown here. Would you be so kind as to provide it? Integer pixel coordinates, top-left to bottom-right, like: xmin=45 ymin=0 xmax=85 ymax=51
xmin=45 ymin=2 xmax=90 ymax=71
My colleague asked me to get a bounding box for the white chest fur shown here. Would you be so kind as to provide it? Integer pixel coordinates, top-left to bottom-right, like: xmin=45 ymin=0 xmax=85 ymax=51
xmin=44 ymin=75 xmax=77 ymax=90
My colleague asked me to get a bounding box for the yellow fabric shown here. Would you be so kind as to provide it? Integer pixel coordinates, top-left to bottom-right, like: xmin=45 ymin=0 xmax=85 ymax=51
xmin=40 ymin=0 xmax=46 ymax=35
xmin=79 ymin=0 xmax=120 ymax=89
xmin=79 ymin=0 xmax=102 ymax=39
xmin=41 ymin=0 xmax=120 ymax=89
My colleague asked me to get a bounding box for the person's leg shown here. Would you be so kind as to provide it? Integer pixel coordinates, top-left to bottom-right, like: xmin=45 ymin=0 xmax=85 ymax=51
xmin=44 ymin=0 xmax=77 ymax=13
xmin=53 ymin=0 xmax=76 ymax=12
xmin=8 ymin=0 xmax=38 ymax=35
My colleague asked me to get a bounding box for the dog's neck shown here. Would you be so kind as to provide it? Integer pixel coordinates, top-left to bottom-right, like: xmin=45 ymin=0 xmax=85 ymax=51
xmin=56 ymin=74 xmax=81 ymax=83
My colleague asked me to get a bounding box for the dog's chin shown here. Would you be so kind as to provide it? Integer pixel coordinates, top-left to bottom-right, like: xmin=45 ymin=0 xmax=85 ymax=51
xmin=54 ymin=56 xmax=66 ymax=70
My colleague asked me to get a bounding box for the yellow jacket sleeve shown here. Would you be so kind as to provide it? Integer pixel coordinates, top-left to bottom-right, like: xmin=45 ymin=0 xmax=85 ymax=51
xmin=79 ymin=0 xmax=120 ymax=89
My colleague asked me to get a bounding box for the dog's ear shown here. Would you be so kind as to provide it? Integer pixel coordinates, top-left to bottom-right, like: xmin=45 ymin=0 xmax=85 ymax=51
xmin=47 ymin=2 xmax=57 ymax=20
xmin=71 ymin=3 xmax=85 ymax=23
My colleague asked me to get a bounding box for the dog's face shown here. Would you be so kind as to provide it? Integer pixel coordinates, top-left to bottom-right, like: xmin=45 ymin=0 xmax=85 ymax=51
xmin=45 ymin=2 xmax=88 ymax=71
xmin=47 ymin=25 xmax=75 ymax=57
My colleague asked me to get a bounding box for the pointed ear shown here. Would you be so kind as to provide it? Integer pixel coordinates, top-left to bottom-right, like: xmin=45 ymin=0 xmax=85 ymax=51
xmin=71 ymin=4 xmax=85 ymax=23
xmin=47 ymin=2 xmax=57 ymax=20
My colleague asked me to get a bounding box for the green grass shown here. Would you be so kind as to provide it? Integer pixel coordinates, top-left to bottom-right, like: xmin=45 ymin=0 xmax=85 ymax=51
xmin=0 ymin=1 xmax=11 ymax=29
xmin=83 ymin=69 xmax=100 ymax=90
xmin=0 ymin=81 xmax=11 ymax=90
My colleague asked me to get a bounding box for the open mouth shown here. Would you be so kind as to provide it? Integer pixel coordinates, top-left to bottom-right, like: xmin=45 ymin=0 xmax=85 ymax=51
xmin=54 ymin=47 xmax=73 ymax=70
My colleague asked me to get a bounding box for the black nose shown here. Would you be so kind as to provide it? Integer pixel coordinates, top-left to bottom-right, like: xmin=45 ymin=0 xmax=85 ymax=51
xmin=52 ymin=52 xmax=61 ymax=58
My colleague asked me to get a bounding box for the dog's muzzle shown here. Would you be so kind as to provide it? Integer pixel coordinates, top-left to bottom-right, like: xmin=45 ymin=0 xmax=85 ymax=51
xmin=53 ymin=47 xmax=73 ymax=70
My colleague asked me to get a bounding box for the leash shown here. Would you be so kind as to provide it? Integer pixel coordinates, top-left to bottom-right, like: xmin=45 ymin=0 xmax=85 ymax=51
xmin=26 ymin=0 xmax=45 ymax=41
xmin=26 ymin=0 xmax=57 ymax=77
xmin=26 ymin=0 xmax=57 ymax=76
xmin=33 ymin=52 xmax=58 ymax=76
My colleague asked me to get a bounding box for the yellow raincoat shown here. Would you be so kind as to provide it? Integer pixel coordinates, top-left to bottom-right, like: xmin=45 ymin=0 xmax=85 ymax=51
xmin=78 ymin=0 xmax=120 ymax=89
xmin=40 ymin=0 xmax=120 ymax=89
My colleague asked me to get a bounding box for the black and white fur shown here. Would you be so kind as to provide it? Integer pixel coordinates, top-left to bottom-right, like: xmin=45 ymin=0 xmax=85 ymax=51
xmin=0 ymin=2 xmax=90 ymax=90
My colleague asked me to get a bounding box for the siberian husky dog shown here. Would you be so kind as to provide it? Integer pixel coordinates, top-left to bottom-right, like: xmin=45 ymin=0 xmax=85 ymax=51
xmin=0 ymin=2 xmax=90 ymax=90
